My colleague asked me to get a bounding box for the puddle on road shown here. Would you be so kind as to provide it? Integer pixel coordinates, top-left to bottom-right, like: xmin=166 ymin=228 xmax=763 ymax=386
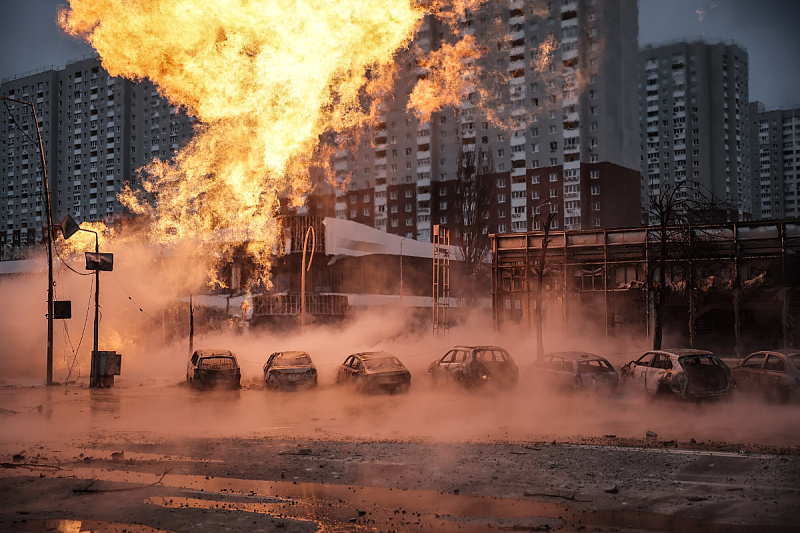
xmin=15 ymin=518 xmax=175 ymax=533
xmin=11 ymin=466 xmax=776 ymax=533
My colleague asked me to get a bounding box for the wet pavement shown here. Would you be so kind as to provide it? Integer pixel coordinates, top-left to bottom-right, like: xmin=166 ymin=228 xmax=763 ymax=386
xmin=1 ymin=381 xmax=800 ymax=532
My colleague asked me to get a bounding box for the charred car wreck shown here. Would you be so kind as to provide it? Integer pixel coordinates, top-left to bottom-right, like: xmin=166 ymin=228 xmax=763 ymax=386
xmin=186 ymin=349 xmax=242 ymax=389
xmin=336 ymin=351 xmax=411 ymax=394
xmin=529 ymin=351 xmax=618 ymax=391
xmin=621 ymin=349 xmax=733 ymax=400
xmin=428 ymin=345 xmax=519 ymax=389
xmin=263 ymin=351 xmax=318 ymax=391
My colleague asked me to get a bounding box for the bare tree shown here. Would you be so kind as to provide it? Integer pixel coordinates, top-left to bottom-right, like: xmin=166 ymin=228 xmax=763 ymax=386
xmin=533 ymin=203 xmax=557 ymax=361
xmin=645 ymin=181 xmax=734 ymax=350
xmin=452 ymin=148 xmax=494 ymax=279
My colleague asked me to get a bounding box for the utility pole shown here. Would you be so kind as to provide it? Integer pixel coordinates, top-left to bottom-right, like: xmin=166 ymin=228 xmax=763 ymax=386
xmin=189 ymin=294 xmax=194 ymax=355
xmin=399 ymin=237 xmax=407 ymax=306
xmin=1 ymin=97 xmax=55 ymax=385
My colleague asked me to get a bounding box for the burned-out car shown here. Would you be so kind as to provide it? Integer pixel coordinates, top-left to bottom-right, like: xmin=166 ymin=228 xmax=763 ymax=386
xmin=730 ymin=349 xmax=800 ymax=402
xmin=529 ymin=351 xmax=618 ymax=391
xmin=263 ymin=351 xmax=318 ymax=390
xmin=428 ymin=345 xmax=519 ymax=388
xmin=620 ymin=349 xmax=733 ymax=400
xmin=335 ymin=351 xmax=411 ymax=393
xmin=186 ymin=349 xmax=241 ymax=389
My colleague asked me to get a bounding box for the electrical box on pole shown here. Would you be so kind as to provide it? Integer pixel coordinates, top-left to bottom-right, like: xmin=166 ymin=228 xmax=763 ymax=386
xmin=52 ymin=301 xmax=71 ymax=320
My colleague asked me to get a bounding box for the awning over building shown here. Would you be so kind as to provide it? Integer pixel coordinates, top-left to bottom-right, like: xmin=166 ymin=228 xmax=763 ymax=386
xmin=322 ymin=217 xmax=434 ymax=259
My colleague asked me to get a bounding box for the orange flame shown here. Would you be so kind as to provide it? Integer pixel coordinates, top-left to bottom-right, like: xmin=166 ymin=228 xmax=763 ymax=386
xmin=57 ymin=0 xmax=567 ymax=289
xmin=59 ymin=0 xmax=424 ymax=288
xmin=407 ymin=35 xmax=484 ymax=123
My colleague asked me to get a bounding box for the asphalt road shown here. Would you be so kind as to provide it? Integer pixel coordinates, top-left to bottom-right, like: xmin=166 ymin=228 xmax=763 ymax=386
xmin=1 ymin=379 xmax=799 ymax=532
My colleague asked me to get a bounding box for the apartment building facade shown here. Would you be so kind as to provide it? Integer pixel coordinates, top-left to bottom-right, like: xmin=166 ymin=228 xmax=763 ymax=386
xmin=1 ymin=57 xmax=194 ymax=256
xmin=749 ymin=102 xmax=800 ymax=220
xmin=308 ymin=0 xmax=642 ymax=242
xmin=3 ymin=1 xmax=642 ymax=256
xmin=639 ymin=41 xmax=752 ymax=223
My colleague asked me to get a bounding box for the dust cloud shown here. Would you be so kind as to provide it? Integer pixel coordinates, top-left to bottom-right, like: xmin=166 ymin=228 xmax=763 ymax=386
xmin=2 ymin=257 xmax=799 ymax=452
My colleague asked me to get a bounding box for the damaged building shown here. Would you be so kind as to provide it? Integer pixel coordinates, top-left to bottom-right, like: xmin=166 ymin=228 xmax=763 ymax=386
xmin=491 ymin=221 xmax=800 ymax=355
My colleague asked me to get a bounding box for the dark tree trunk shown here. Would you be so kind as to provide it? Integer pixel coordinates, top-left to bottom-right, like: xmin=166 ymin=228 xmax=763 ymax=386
xmin=534 ymin=212 xmax=555 ymax=360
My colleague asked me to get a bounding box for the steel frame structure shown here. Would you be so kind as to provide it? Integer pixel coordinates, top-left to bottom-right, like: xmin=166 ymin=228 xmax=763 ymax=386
xmin=491 ymin=221 xmax=800 ymax=352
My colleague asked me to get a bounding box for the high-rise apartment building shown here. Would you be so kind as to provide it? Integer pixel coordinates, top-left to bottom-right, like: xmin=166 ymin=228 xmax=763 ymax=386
xmin=749 ymin=102 xmax=800 ymax=220
xmin=639 ymin=41 xmax=751 ymax=223
xmin=308 ymin=0 xmax=642 ymax=242
xmin=1 ymin=57 xmax=194 ymax=256
xmin=3 ymin=1 xmax=642 ymax=255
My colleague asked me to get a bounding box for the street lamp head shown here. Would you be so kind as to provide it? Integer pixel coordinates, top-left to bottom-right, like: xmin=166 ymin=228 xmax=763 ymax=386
xmin=58 ymin=213 xmax=81 ymax=240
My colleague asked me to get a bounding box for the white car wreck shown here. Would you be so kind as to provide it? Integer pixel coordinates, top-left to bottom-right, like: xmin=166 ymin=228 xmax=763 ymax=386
xmin=620 ymin=349 xmax=733 ymax=400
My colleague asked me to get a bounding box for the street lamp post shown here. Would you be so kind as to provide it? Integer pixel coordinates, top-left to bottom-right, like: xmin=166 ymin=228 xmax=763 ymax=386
xmin=1 ymin=97 xmax=55 ymax=385
xmin=399 ymin=237 xmax=407 ymax=306
xmin=88 ymin=229 xmax=100 ymax=385
xmin=300 ymin=225 xmax=315 ymax=329
xmin=58 ymin=214 xmax=112 ymax=387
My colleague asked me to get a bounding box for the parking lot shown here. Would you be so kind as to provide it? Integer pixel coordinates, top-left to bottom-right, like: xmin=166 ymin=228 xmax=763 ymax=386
xmin=2 ymin=365 xmax=800 ymax=532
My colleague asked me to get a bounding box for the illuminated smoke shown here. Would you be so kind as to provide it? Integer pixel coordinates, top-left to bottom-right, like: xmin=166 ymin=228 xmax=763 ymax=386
xmin=696 ymin=8 xmax=706 ymax=21
xmin=57 ymin=0 xmax=567 ymax=288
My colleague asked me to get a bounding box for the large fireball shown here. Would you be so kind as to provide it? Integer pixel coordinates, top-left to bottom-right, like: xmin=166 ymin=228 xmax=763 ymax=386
xmin=59 ymin=0 xmax=425 ymax=287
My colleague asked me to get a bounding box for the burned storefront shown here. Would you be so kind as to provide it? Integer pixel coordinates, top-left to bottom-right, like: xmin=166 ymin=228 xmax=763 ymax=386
xmin=491 ymin=221 xmax=800 ymax=356
xmin=249 ymin=216 xmax=438 ymax=328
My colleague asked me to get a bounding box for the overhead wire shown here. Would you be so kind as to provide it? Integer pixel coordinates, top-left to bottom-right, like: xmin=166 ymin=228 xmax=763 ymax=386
xmin=111 ymin=271 xmax=159 ymax=322
xmin=62 ymin=276 xmax=93 ymax=391
xmin=3 ymin=98 xmax=53 ymax=260
xmin=2 ymin=99 xmax=39 ymax=147
xmin=51 ymin=247 xmax=94 ymax=390
xmin=53 ymin=239 xmax=92 ymax=276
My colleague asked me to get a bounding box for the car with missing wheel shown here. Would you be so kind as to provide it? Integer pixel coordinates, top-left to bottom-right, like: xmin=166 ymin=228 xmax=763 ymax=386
xmin=186 ymin=349 xmax=241 ymax=389
xmin=730 ymin=349 xmax=800 ymax=402
xmin=529 ymin=351 xmax=618 ymax=391
xmin=263 ymin=351 xmax=318 ymax=391
xmin=620 ymin=349 xmax=733 ymax=400
xmin=335 ymin=351 xmax=411 ymax=393
xmin=428 ymin=345 xmax=519 ymax=389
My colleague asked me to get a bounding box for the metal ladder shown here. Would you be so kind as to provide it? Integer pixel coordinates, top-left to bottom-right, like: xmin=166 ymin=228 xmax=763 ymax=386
xmin=433 ymin=224 xmax=450 ymax=335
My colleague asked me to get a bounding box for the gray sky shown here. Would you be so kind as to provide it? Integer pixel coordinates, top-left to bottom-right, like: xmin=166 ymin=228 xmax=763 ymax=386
xmin=639 ymin=0 xmax=800 ymax=109
xmin=1 ymin=0 xmax=799 ymax=108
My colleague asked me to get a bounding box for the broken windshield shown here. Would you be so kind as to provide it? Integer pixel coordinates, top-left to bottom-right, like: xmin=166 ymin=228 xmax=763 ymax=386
xmin=363 ymin=357 xmax=404 ymax=371
xmin=276 ymin=354 xmax=312 ymax=367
